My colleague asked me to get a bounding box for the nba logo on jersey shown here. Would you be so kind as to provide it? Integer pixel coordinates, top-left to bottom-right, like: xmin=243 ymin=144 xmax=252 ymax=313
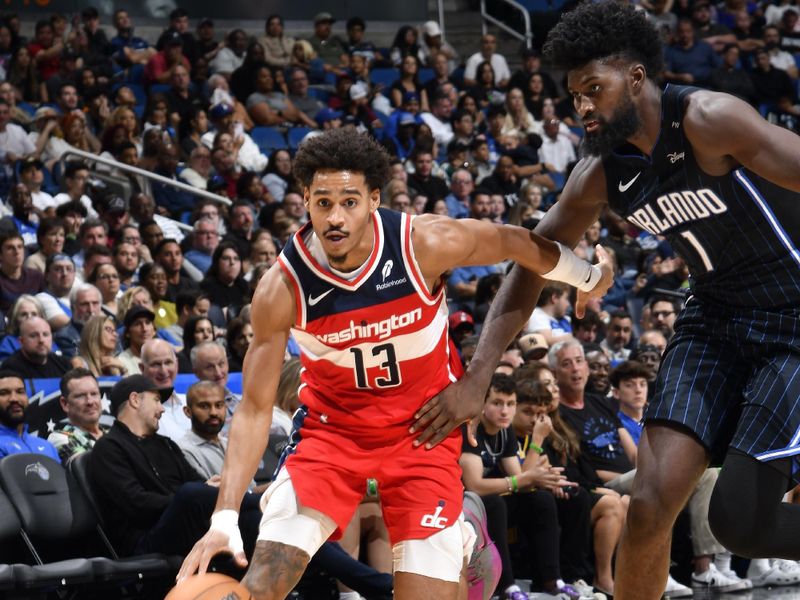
xmin=420 ymin=500 xmax=449 ymax=529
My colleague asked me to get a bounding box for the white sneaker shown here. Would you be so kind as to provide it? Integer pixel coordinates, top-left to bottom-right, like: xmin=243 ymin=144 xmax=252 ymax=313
xmin=691 ymin=564 xmax=751 ymax=592
xmin=717 ymin=566 xmax=753 ymax=589
xmin=664 ymin=574 xmax=694 ymax=598
xmin=749 ymin=559 xmax=800 ymax=587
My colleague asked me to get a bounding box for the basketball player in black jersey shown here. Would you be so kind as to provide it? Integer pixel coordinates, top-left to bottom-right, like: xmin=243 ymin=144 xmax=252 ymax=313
xmin=411 ymin=2 xmax=800 ymax=599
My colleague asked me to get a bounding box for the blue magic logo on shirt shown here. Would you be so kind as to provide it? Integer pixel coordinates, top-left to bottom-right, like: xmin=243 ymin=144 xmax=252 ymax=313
xmin=583 ymin=416 xmax=624 ymax=460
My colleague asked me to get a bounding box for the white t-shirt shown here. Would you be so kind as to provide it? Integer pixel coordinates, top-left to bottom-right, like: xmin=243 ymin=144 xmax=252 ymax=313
xmin=464 ymin=52 xmax=511 ymax=84
xmin=420 ymin=112 xmax=455 ymax=147
xmin=539 ymin=134 xmax=577 ymax=174
xmin=525 ymin=306 xmax=572 ymax=336
xmin=0 ymin=124 xmax=35 ymax=176
xmin=53 ymin=192 xmax=98 ymax=218
xmin=36 ymin=291 xmax=71 ymax=322
xmin=31 ymin=190 xmax=56 ymax=212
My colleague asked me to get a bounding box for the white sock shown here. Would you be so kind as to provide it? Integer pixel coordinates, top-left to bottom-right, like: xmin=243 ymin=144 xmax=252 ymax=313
xmin=339 ymin=592 xmax=360 ymax=600
xmin=505 ymin=585 xmax=522 ymax=596
xmin=749 ymin=558 xmax=771 ymax=574
xmin=715 ymin=552 xmax=732 ymax=572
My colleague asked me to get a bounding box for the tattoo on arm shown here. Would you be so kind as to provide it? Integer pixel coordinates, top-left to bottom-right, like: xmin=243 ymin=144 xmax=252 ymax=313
xmin=242 ymin=541 xmax=310 ymax=599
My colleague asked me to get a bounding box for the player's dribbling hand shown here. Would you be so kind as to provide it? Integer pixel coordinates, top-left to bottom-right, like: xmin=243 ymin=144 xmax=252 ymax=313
xmin=410 ymin=373 xmax=486 ymax=450
xmin=176 ymin=516 xmax=247 ymax=583
xmin=574 ymin=245 xmax=614 ymax=318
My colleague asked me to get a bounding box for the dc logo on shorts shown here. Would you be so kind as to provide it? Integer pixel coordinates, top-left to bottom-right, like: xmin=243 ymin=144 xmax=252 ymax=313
xmin=420 ymin=500 xmax=448 ymax=529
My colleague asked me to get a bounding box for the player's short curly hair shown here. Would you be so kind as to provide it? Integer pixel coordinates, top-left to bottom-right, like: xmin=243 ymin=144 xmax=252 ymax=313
xmin=543 ymin=1 xmax=663 ymax=77
xmin=293 ymin=129 xmax=392 ymax=191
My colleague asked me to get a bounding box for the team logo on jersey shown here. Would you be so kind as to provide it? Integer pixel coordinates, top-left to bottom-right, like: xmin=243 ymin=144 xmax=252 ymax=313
xmin=376 ymin=259 xmax=408 ymax=291
xmin=667 ymin=152 xmax=685 ymax=164
xmin=382 ymin=260 xmax=394 ymax=281
xmin=420 ymin=500 xmax=448 ymax=529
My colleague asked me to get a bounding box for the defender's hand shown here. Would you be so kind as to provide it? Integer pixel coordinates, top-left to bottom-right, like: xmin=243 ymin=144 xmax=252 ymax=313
xmin=575 ymin=245 xmax=614 ymax=318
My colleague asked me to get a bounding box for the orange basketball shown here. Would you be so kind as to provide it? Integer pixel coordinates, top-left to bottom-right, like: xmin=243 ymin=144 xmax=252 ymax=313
xmin=165 ymin=573 xmax=253 ymax=600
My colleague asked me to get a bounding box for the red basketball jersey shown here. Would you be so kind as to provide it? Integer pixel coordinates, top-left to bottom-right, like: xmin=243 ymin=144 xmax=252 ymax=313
xmin=278 ymin=209 xmax=463 ymax=442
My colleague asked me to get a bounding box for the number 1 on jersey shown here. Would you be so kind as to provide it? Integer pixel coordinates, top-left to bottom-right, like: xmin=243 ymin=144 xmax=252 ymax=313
xmin=350 ymin=344 xmax=401 ymax=389
xmin=680 ymin=231 xmax=714 ymax=272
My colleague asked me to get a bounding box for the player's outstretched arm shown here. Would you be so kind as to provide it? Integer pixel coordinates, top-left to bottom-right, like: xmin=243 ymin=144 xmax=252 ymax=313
xmin=177 ymin=265 xmax=294 ymax=581
xmin=685 ymin=90 xmax=800 ymax=192
xmin=411 ymin=159 xmax=609 ymax=449
xmin=413 ymin=211 xmax=613 ymax=299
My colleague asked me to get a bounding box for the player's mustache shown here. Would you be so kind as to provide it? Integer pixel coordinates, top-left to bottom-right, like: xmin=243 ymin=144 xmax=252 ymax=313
xmin=324 ymin=228 xmax=349 ymax=237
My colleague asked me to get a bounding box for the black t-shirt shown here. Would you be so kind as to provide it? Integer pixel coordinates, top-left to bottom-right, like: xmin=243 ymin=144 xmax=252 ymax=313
xmin=462 ymin=422 xmax=517 ymax=479
xmin=2 ymin=350 xmax=72 ymax=379
xmin=559 ymin=393 xmax=633 ymax=475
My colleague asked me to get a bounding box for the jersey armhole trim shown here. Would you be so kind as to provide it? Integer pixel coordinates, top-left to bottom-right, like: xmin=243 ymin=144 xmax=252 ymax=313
xmin=401 ymin=213 xmax=443 ymax=307
xmin=278 ymin=256 xmax=307 ymax=328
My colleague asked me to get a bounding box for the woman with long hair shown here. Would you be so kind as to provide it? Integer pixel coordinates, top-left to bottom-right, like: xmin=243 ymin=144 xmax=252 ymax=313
xmin=389 ymin=54 xmax=429 ymax=111
xmin=260 ymin=148 xmax=293 ymax=203
xmin=230 ymin=41 xmax=267 ymax=103
xmin=236 ymin=171 xmax=272 ymax=207
xmin=87 ymin=262 xmax=121 ymax=319
xmin=468 ymin=61 xmax=501 ymax=109
xmin=272 ymin=358 xmax=301 ymax=436
xmin=179 ymin=106 xmax=208 ymax=157
xmin=389 ymin=25 xmax=423 ymax=66
xmin=516 ymin=373 xmax=627 ymax=596
xmin=0 ymin=295 xmax=45 ymax=360
xmin=106 ymin=105 xmax=142 ymax=152
xmin=24 ymin=218 xmax=65 ymax=273
xmin=7 ymin=45 xmax=39 ymax=102
xmin=177 ymin=315 xmax=215 ymax=373
xmin=116 ymin=285 xmax=154 ymax=326
xmin=501 ymin=87 xmax=537 ymax=140
xmin=200 ymin=241 xmax=250 ymax=310
xmin=247 ymin=64 xmax=316 ymax=128
xmin=139 ymin=262 xmax=177 ymax=330
xmin=226 ymin=316 xmax=253 ymax=372
xmin=524 ymin=73 xmax=549 ymax=121
xmin=76 ymin=314 xmax=127 ymax=375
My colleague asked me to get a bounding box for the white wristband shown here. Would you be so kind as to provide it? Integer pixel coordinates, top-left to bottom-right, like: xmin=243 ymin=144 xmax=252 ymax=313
xmin=210 ymin=509 xmax=244 ymax=555
xmin=541 ymin=242 xmax=602 ymax=293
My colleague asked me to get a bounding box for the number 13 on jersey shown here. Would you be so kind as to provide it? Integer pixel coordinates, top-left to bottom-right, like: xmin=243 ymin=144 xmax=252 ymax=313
xmin=350 ymin=344 xmax=401 ymax=389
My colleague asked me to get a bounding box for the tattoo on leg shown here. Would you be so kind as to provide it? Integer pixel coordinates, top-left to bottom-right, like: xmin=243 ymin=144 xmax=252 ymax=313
xmin=242 ymin=541 xmax=310 ymax=599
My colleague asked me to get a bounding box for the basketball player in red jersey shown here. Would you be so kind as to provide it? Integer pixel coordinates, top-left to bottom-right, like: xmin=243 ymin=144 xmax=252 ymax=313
xmin=177 ymin=129 xmax=613 ymax=600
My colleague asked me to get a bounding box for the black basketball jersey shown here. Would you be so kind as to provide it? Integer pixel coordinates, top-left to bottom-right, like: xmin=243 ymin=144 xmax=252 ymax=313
xmin=602 ymin=84 xmax=800 ymax=310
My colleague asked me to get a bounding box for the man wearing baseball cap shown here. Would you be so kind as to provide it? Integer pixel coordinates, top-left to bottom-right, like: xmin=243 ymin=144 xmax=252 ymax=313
xmin=420 ymin=20 xmax=458 ymax=70
xmin=315 ymin=107 xmax=343 ymax=129
xmin=88 ymin=374 xmax=264 ymax=557
xmin=307 ymin=12 xmax=347 ymax=75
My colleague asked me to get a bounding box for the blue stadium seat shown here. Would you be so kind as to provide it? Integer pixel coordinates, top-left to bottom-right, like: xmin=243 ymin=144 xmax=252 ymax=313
xmin=126 ymin=64 xmax=145 ymax=84
xmin=149 ymin=83 xmax=172 ymax=96
xmin=568 ymin=125 xmax=584 ymax=139
xmin=308 ymin=87 xmax=330 ymax=102
xmin=370 ymin=68 xmax=399 ymax=88
xmin=250 ymin=127 xmax=287 ymax=154
xmin=133 ymin=105 xmax=145 ymax=120
xmin=16 ymin=102 xmax=36 ymax=117
xmin=287 ymin=127 xmax=313 ymax=150
xmin=418 ymin=68 xmax=435 ymax=85
xmin=323 ymin=71 xmax=338 ymax=87
xmin=373 ymin=112 xmax=389 ymax=141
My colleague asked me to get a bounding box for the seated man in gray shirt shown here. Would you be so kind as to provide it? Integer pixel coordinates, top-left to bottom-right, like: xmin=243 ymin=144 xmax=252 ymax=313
xmin=177 ymin=381 xmax=264 ymax=493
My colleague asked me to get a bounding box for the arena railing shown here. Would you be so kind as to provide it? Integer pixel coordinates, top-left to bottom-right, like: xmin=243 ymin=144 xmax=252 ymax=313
xmin=59 ymin=147 xmax=233 ymax=231
xmin=479 ymin=0 xmax=533 ymax=48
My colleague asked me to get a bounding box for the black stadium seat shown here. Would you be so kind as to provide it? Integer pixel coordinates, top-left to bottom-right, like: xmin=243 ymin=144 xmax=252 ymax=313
xmin=0 ymin=480 xmax=93 ymax=592
xmin=0 ymin=454 xmax=171 ymax=587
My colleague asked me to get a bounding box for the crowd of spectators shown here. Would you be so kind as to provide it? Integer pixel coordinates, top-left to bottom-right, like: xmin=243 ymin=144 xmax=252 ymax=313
xmin=0 ymin=2 xmax=799 ymax=599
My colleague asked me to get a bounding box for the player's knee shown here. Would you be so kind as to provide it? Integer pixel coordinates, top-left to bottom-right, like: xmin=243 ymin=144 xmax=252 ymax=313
xmin=625 ymin=486 xmax=675 ymax=536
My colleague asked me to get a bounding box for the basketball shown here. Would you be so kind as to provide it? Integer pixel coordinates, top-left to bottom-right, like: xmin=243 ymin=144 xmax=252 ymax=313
xmin=165 ymin=573 xmax=253 ymax=600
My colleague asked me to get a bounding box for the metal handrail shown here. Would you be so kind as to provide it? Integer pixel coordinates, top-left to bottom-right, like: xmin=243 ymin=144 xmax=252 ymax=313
xmin=480 ymin=0 xmax=533 ymax=48
xmin=59 ymin=148 xmax=233 ymax=207
xmin=437 ymin=0 xmax=447 ymax=41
